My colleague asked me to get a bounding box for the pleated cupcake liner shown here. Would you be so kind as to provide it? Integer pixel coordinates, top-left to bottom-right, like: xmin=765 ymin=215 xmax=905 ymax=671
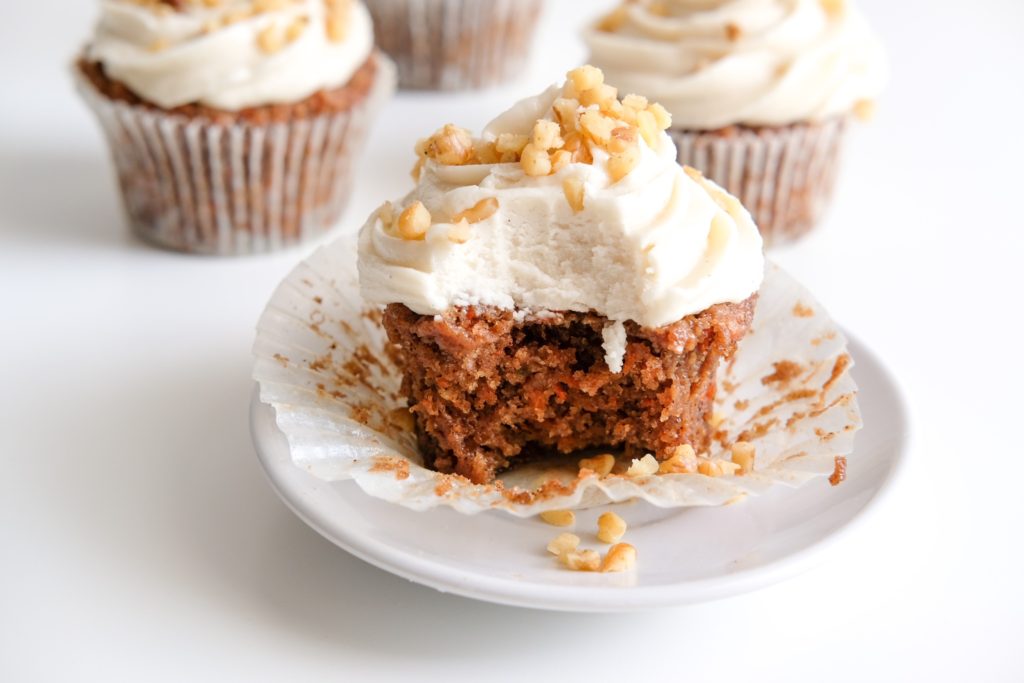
xmin=670 ymin=117 xmax=848 ymax=246
xmin=75 ymin=54 xmax=395 ymax=255
xmin=366 ymin=0 xmax=543 ymax=90
xmin=252 ymin=236 xmax=862 ymax=516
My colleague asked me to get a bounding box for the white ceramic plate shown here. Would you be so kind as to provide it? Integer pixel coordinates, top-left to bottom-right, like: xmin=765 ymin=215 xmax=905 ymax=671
xmin=250 ymin=335 xmax=908 ymax=612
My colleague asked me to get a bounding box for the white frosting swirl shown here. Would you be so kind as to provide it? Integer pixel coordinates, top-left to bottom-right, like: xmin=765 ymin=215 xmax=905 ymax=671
xmin=87 ymin=0 xmax=374 ymax=110
xmin=358 ymin=86 xmax=764 ymax=337
xmin=584 ymin=0 xmax=887 ymax=129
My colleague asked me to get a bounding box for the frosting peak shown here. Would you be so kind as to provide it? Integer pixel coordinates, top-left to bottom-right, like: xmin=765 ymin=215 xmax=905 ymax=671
xmin=585 ymin=0 xmax=887 ymax=129
xmin=358 ymin=68 xmax=763 ymax=369
xmin=87 ymin=0 xmax=374 ymax=110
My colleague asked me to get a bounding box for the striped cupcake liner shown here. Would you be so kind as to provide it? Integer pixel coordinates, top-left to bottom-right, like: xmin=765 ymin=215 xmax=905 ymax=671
xmin=74 ymin=55 xmax=395 ymax=255
xmin=366 ymin=0 xmax=543 ymax=91
xmin=670 ymin=118 xmax=848 ymax=246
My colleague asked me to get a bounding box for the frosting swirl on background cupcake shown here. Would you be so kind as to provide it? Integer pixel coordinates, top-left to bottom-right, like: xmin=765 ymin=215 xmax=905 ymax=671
xmin=358 ymin=67 xmax=764 ymax=357
xmin=584 ymin=0 xmax=887 ymax=129
xmin=87 ymin=0 xmax=374 ymax=110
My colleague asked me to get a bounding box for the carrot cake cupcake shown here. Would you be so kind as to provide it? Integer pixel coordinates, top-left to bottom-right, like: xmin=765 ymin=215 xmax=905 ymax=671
xmin=585 ymin=0 xmax=887 ymax=244
xmin=364 ymin=0 xmax=544 ymax=90
xmin=358 ymin=66 xmax=764 ymax=484
xmin=76 ymin=0 xmax=393 ymax=254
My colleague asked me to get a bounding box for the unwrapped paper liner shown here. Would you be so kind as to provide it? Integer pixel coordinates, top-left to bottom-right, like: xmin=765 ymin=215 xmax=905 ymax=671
xmin=74 ymin=54 xmax=395 ymax=255
xmin=670 ymin=117 xmax=847 ymax=246
xmin=253 ymin=237 xmax=860 ymax=516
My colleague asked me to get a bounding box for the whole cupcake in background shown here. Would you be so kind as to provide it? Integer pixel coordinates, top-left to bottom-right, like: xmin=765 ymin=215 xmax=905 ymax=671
xmin=76 ymin=0 xmax=394 ymax=255
xmin=365 ymin=0 xmax=543 ymax=90
xmin=584 ymin=0 xmax=887 ymax=245
xmin=358 ymin=66 xmax=763 ymax=484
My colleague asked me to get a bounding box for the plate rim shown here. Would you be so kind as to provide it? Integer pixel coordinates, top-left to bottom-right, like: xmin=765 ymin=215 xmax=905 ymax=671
xmin=250 ymin=333 xmax=911 ymax=612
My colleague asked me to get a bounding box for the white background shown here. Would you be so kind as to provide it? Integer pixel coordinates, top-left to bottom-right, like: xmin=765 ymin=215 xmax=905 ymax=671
xmin=2 ymin=1 xmax=1022 ymax=680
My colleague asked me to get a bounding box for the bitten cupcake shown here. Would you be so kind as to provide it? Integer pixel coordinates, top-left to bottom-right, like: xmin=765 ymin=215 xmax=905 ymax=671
xmin=76 ymin=0 xmax=394 ymax=255
xmin=364 ymin=0 xmax=543 ymax=90
xmin=585 ymin=0 xmax=886 ymax=244
xmin=358 ymin=66 xmax=764 ymax=485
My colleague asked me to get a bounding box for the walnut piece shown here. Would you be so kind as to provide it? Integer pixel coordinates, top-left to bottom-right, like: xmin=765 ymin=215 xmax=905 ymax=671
xmin=597 ymin=512 xmax=627 ymax=544
xmin=540 ymin=509 xmax=576 ymax=527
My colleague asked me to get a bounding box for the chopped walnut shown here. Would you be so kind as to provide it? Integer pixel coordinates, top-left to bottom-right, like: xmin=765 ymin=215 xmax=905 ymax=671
xmin=596 ymin=7 xmax=629 ymax=32
xmin=853 ymin=99 xmax=876 ymax=121
xmin=400 ymin=65 xmax=674 ymax=207
xmin=256 ymin=24 xmax=285 ymax=54
xmin=562 ymin=178 xmax=585 ymax=213
xmin=600 ymin=543 xmax=637 ymax=573
xmin=495 ymin=133 xmax=529 ymax=156
xmin=452 ymin=197 xmax=499 ymax=224
xmin=325 ymin=0 xmax=351 ymax=42
xmin=520 ymin=144 xmax=552 ymax=177
xmin=550 ymin=150 xmax=572 ymax=174
xmin=658 ymin=444 xmax=697 ymax=474
xmin=648 ymin=103 xmax=672 ymax=130
xmin=578 ymin=453 xmax=614 ymax=477
xmin=820 ymin=0 xmax=846 ymax=17
xmin=597 ymin=512 xmax=627 ymax=544
xmin=397 ymin=201 xmax=430 ymax=240
xmin=731 ymin=441 xmax=756 ymax=474
xmin=579 ymin=108 xmax=616 ymax=145
xmin=540 ymin=509 xmax=576 ymax=527
xmin=285 ymin=15 xmax=309 ymax=42
xmin=546 ymin=532 xmax=581 ymax=556
xmin=567 ymin=65 xmax=604 ymax=93
xmin=607 ymin=145 xmax=640 ymax=182
xmin=253 ymin=0 xmax=289 ymax=12
xmin=473 ymin=140 xmax=500 ymax=164
xmin=622 ymin=93 xmax=648 ymax=114
xmin=579 ymin=83 xmax=618 ymax=110
xmin=562 ymin=549 xmax=601 ymax=572
xmin=608 ymin=126 xmax=637 ymax=154
xmin=635 ymin=109 xmax=660 ymax=149
xmin=626 ymin=454 xmax=659 ymax=478
xmin=422 ymin=124 xmax=475 ymax=166
xmin=698 ymin=459 xmax=741 ymax=477
xmin=648 ymin=1 xmax=671 ymax=17
xmin=531 ymin=120 xmax=564 ymax=151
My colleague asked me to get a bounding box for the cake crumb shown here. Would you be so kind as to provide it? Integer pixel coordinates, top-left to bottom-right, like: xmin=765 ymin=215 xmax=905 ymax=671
xmin=792 ymin=302 xmax=815 ymax=318
xmin=762 ymin=360 xmax=803 ymax=385
xmin=829 ymin=456 xmax=847 ymax=485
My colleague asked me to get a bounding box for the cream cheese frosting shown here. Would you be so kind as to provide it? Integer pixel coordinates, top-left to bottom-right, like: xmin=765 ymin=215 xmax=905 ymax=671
xmin=584 ymin=0 xmax=887 ymax=129
xmin=358 ymin=69 xmax=764 ymax=370
xmin=87 ymin=0 xmax=374 ymax=110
